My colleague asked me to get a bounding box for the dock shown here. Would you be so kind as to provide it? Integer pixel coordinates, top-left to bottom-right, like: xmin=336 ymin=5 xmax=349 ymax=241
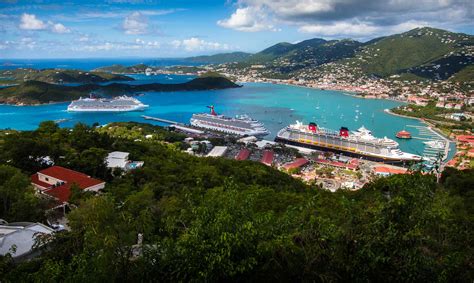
xmin=406 ymin=125 xmax=451 ymax=161
xmin=141 ymin=115 xmax=182 ymax=125
xmin=141 ymin=115 xmax=205 ymax=135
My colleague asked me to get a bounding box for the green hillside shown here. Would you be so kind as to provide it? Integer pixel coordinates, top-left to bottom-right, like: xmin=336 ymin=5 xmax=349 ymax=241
xmin=283 ymin=39 xmax=362 ymax=66
xmin=242 ymin=38 xmax=362 ymax=74
xmin=0 ymin=68 xmax=133 ymax=84
xmin=0 ymin=77 xmax=240 ymax=105
xmin=1 ymin=123 xmax=473 ymax=282
xmin=349 ymin=27 xmax=474 ymax=77
xmin=449 ymin=65 xmax=474 ymax=83
xmin=247 ymin=42 xmax=295 ymax=63
xmin=185 ymin=52 xmax=252 ymax=64
xmin=93 ymin=63 xmax=149 ymax=74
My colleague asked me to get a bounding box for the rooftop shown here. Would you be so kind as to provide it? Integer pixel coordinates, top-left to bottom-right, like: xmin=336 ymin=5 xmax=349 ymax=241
xmin=31 ymin=166 xmax=104 ymax=203
xmin=235 ymin=149 xmax=250 ymax=161
xmin=374 ymin=166 xmax=408 ymax=175
xmin=0 ymin=222 xmax=54 ymax=259
xmin=207 ymin=146 xmax=228 ymax=157
xmin=106 ymin=151 xmax=130 ymax=168
xmin=261 ymin=150 xmax=274 ymax=166
xmin=283 ymin=158 xmax=309 ymax=170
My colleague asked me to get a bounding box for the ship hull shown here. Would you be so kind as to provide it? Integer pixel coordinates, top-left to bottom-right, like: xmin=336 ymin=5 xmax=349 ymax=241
xmin=190 ymin=116 xmax=269 ymax=137
xmin=275 ymin=136 xmax=418 ymax=165
xmin=190 ymin=120 xmax=268 ymax=137
xmin=67 ymin=106 xmax=148 ymax=112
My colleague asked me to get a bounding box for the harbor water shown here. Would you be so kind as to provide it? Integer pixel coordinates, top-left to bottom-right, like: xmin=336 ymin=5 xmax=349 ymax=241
xmin=0 ymin=72 xmax=455 ymax=160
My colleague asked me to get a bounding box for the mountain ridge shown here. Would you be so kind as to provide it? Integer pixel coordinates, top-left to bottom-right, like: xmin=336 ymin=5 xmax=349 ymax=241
xmin=195 ymin=27 xmax=472 ymax=83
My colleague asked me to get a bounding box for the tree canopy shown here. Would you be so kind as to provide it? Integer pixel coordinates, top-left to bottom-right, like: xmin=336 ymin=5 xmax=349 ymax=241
xmin=0 ymin=122 xmax=472 ymax=282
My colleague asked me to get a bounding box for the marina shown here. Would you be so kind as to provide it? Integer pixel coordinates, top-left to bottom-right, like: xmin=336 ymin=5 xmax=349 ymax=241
xmin=406 ymin=125 xmax=451 ymax=162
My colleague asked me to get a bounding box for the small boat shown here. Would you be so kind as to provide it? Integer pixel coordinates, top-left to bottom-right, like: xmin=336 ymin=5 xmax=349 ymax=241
xmin=424 ymin=140 xmax=445 ymax=149
xmin=396 ymin=130 xmax=412 ymax=139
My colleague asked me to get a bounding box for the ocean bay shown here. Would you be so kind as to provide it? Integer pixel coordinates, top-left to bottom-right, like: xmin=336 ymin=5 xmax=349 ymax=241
xmin=0 ymin=73 xmax=436 ymax=157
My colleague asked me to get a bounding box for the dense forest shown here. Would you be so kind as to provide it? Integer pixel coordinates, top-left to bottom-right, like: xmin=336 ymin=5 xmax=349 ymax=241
xmin=0 ymin=121 xmax=473 ymax=282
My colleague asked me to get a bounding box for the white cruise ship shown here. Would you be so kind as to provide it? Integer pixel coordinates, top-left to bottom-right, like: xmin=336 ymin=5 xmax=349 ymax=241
xmin=190 ymin=106 xmax=269 ymax=137
xmin=275 ymin=121 xmax=421 ymax=165
xmin=67 ymin=95 xmax=148 ymax=112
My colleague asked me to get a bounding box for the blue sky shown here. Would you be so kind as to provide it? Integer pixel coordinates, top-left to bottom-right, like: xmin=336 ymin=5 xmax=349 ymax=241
xmin=0 ymin=0 xmax=472 ymax=58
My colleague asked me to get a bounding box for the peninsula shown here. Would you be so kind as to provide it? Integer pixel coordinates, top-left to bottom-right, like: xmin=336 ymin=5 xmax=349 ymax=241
xmin=0 ymin=68 xmax=134 ymax=85
xmin=0 ymin=76 xmax=240 ymax=105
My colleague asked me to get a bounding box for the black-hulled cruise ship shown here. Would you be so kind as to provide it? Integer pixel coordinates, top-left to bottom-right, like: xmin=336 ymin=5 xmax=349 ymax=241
xmin=275 ymin=121 xmax=421 ymax=164
xmin=190 ymin=106 xmax=269 ymax=137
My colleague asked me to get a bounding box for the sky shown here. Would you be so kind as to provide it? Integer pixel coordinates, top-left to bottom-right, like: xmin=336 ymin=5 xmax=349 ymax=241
xmin=0 ymin=0 xmax=473 ymax=58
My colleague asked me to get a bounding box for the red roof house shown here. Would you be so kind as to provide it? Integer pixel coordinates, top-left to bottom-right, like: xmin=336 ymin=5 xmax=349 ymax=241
xmin=456 ymin=135 xmax=474 ymax=146
xmin=260 ymin=150 xmax=274 ymax=166
xmin=31 ymin=166 xmax=105 ymax=204
xmin=283 ymin=158 xmax=309 ymax=171
xmin=373 ymin=166 xmax=408 ymax=176
xmin=235 ymin=149 xmax=251 ymax=161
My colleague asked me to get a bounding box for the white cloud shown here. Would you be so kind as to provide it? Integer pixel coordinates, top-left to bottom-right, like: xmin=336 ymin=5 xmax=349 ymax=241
xmin=78 ymin=9 xmax=182 ymax=20
xmin=246 ymin=0 xmax=335 ymax=18
xmin=19 ymin=13 xmax=47 ymax=30
xmin=172 ymin=37 xmax=229 ymax=52
xmin=19 ymin=13 xmax=71 ymax=34
xmin=73 ymin=38 xmax=161 ymax=52
xmin=298 ymin=22 xmax=380 ymax=36
xmin=50 ymin=22 xmax=71 ymax=34
xmin=298 ymin=20 xmax=431 ymax=38
xmin=78 ymin=36 xmax=90 ymax=42
xmin=20 ymin=37 xmax=36 ymax=49
xmin=388 ymin=21 xmax=429 ymax=34
xmin=220 ymin=0 xmax=472 ymax=38
xmin=217 ymin=7 xmax=277 ymax=32
xmin=122 ymin=11 xmax=148 ymax=34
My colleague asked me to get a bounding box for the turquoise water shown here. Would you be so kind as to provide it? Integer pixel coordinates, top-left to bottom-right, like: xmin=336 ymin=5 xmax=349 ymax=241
xmin=0 ymin=58 xmax=202 ymax=70
xmin=0 ymin=73 xmax=438 ymax=156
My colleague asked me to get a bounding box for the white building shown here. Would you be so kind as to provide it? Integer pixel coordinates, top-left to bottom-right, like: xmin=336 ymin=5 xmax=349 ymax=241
xmin=207 ymin=146 xmax=228 ymax=157
xmin=106 ymin=151 xmax=144 ymax=170
xmin=450 ymin=113 xmax=466 ymax=121
xmin=106 ymin=151 xmax=130 ymax=169
xmin=0 ymin=222 xmax=54 ymax=261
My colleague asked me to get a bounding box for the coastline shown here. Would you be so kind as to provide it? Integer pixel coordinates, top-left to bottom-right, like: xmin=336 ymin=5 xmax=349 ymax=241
xmin=384 ymin=108 xmax=423 ymax=120
xmin=238 ymin=79 xmax=407 ymax=103
xmin=384 ymin=108 xmax=455 ymax=161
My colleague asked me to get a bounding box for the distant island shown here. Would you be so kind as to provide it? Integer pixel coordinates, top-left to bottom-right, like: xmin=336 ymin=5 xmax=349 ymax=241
xmin=0 ymin=68 xmax=134 ymax=85
xmin=0 ymin=75 xmax=240 ymax=105
xmin=93 ymin=64 xmax=206 ymax=75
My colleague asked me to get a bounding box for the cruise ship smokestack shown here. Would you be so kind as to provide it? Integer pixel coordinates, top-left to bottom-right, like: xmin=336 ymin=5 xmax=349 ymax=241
xmin=308 ymin=122 xmax=317 ymax=132
xmin=340 ymin=127 xmax=349 ymax=137
xmin=207 ymin=105 xmax=217 ymax=116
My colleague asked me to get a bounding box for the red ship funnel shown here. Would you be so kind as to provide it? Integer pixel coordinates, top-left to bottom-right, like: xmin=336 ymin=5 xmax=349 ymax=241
xmin=339 ymin=127 xmax=349 ymax=137
xmin=308 ymin=122 xmax=317 ymax=132
xmin=207 ymin=105 xmax=217 ymax=116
